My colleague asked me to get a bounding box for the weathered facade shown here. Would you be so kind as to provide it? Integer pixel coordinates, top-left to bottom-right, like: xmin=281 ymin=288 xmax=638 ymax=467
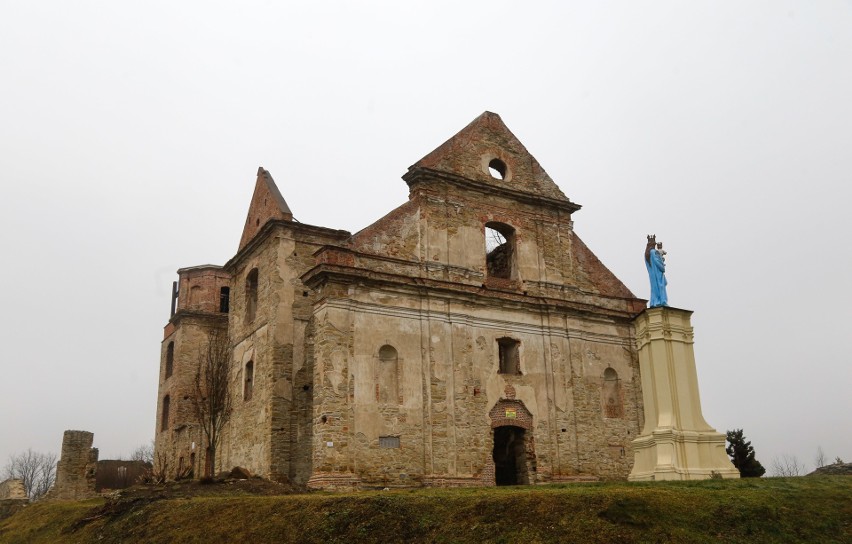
xmin=154 ymin=112 xmax=648 ymax=488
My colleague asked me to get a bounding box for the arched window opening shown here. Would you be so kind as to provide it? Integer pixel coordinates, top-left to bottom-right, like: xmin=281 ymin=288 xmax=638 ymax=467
xmin=165 ymin=341 xmax=174 ymax=379
xmin=485 ymin=222 xmax=515 ymax=279
xmin=488 ymin=158 xmax=508 ymax=180
xmin=602 ymin=367 xmax=623 ymax=418
xmin=161 ymin=395 xmax=170 ymax=431
xmin=219 ymin=286 xmax=230 ymax=313
xmin=497 ymin=337 xmax=521 ymax=375
xmin=244 ymin=361 xmax=254 ymax=401
xmin=245 ymin=268 xmax=258 ymax=322
xmin=378 ymin=345 xmax=399 ymax=404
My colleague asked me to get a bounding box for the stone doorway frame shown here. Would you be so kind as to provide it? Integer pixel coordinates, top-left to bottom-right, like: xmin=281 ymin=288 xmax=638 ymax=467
xmin=483 ymin=396 xmax=536 ymax=486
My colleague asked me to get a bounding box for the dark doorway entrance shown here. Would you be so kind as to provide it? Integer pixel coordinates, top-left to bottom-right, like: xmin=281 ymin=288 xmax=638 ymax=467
xmin=493 ymin=426 xmax=528 ymax=485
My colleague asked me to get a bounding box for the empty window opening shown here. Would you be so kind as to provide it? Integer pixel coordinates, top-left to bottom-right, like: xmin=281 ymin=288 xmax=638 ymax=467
xmin=498 ymin=338 xmax=521 ymax=375
xmin=485 ymin=223 xmax=515 ymax=279
xmin=165 ymin=341 xmax=174 ymax=379
xmin=245 ymin=268 xmax=258 ymax=322
xmin=493 ymin=426 xmax=528 ymax=485
xmin=379 ymin=436 xmax=401 ymax=449
xmin=161 ymin=395 xmax=170 ymax=431
xmin=378 ymin=345 xmax=399 ymax=404
xmin=219 ymin=286 xmax=230 ymax=313
xmin=244 ymin=361 xmax=254 ymax=401
xmin=488 ymin=158 xmax=507 ymax=180
xmin=602 ymin=367 xmax=623 ymax=418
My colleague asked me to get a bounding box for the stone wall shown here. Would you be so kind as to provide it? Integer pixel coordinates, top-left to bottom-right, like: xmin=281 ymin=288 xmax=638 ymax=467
xmin=0 ymin=479 xmax=28 ymax=521
xmin=306 ymin=282 xmax=641 ymax=488
xmin=0 ymin=479 xmax=27 ymax=500
xmin=49 ymin=430 xmax=98 ymax=500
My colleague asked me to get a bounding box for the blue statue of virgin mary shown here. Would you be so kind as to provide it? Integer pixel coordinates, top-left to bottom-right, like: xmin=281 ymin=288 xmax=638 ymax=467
xmin=645 ymin=235 xmax=668 ymax=307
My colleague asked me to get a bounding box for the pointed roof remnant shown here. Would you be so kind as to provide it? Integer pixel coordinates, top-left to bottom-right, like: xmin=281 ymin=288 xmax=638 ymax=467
xmin=238 ymin=167 xmax=293 ymax=250
xmin=405 ymin=111 xmax=577 ymax=207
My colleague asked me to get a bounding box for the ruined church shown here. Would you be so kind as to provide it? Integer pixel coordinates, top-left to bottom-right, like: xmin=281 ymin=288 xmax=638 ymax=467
xmin=154 ymin=112 xmax=651 ymax=488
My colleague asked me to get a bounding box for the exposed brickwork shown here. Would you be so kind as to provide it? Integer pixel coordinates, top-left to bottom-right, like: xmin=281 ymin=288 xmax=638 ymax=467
xmin=238 ymin=168 xmax=294 ymax=250
xmin=154 ymin=112 xmax=647 ymax=489
xmin=176 ymin=266 xmax=231 ymax=315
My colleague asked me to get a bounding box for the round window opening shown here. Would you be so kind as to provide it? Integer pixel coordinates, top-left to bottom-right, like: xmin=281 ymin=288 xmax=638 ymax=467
xmin=488 ymin=158 xmax=507 ymax=180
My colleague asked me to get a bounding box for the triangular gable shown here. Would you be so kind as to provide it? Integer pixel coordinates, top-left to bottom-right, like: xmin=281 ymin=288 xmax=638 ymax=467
xmin=347 ymin=199 xmax=421 ymax=260
xmin=238 ymin=167 xmax=293 ymax=250
xmin=408 ymin=111 xmax=571 ymax=202
xmin=570 ymin=231 xmax=636 ymax=299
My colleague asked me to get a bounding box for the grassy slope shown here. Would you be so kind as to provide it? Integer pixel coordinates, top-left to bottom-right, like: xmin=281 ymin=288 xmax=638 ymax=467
xmin=1 ymin=477 xmax=850 ymax=544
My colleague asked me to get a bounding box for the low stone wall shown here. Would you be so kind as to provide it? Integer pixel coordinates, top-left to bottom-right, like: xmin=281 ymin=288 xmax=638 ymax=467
xmin=0 ymin=479 xmax=28 ymax=520
xmin=0 ymin=479 xmax=27 ymax=500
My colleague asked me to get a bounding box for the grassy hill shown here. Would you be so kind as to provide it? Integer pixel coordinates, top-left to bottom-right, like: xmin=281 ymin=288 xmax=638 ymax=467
xmin=1 ymin=476 xmax=850 ymax=543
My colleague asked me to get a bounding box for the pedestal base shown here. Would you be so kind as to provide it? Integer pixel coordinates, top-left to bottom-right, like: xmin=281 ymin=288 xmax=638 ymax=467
xmin=629 ymin=428 xmax=739 ymax=481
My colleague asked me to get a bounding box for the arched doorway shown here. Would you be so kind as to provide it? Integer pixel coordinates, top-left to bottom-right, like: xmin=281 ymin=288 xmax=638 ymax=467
xmin=493 ymin=426 xmax=528 ymax=485
xmin=487 ymin=395 xmax=535 ymax=486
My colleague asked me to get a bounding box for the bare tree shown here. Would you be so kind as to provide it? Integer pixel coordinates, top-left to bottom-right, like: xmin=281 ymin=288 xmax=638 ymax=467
xmin=3 ymin=449 xmax=58 ymax=501
xmin=191 ymin=327 xmax=232 ymax=478
xmin=148 ymin=450 xmax=169 ymax=484
xmin=130 ymin=440 xmax=154 ymax=465
xmin=771 ymin=454 xmax=806 ymax=477
xmin=814 ymin=446 xmax=827 ymax=469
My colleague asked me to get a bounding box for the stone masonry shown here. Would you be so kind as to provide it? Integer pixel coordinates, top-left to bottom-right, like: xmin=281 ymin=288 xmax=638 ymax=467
xmin=154 ymin=112 xmax=648 ymax=488
xmin=48 ymin=430 xmax=98 ymax=500
xmin=0 ymin=479 xmax=28 ymax=521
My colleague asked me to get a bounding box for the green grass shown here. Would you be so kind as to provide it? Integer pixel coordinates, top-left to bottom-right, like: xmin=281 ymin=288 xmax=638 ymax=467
xmin=1 ymin=477 xmax=850 ymax=543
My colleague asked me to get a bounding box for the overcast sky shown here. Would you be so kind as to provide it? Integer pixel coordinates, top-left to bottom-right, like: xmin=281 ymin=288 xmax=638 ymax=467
xmin=2 ymin=1 xmax=850 ymax=474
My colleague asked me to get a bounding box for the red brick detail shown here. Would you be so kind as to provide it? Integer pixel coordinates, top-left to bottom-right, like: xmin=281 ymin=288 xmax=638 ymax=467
xmin=503 ymin=384 xmax=516 ymax=400
xmin=484 ymin=276 xmax=521 ymax=291
xmin=488 ymin=399 xmax=532 ymax=430
xmin=315 ymin=247 xmax=356 ymax=267
xmin=238 ymin=167 xmax=293 ymax=251
xmin=570 ymin=232 xmax=636 ymax=299
xmin=176 ymin=266 xmax=231 ymax=314
xmin=410 ymin=111 xmax=570 ymax=202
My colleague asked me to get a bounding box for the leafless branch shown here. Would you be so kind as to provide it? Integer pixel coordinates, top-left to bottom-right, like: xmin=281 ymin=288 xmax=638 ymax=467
xmin=130 ymin=440 xmax=155 ymax=465
xmin=771 ymin=454 xmax=805 ymax=477
xmin=191 ymin=327 xmax=232 ymax=477
xmin=3 ymin=449 xmax=58 ymax=501
xmin=814 ymin=446 xmax=827 ymax=469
